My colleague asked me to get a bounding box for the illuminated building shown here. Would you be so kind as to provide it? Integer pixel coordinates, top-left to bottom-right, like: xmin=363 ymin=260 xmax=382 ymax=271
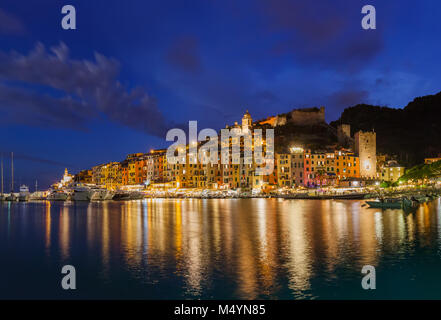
xmin=380 ymin=160 xmax=405 ymax=182
xmin=355 ymin=130 xmax=377 ymax=179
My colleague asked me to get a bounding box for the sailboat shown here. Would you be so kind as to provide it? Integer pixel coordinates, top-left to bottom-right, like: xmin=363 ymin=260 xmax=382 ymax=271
xmin=6 ymin=152 xmax=18 ymax=201
xmin=29 ymin=180 xmax=46 ymax=200
xmin=0 ymin=154 xmax=5 ymax=201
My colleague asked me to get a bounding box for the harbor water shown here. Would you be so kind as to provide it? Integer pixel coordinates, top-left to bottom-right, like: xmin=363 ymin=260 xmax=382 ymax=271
xmin=1 ymin=198 xmax=441 ymax=299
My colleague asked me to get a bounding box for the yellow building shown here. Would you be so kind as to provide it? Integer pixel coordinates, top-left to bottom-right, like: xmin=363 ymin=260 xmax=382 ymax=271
xmin=424 ymin=157 xmax=441 ymax=164
xmin=276 ymin=154 xmax=291 ymax=187
xmin=380 ymin=160 xmax=405 ymax=182
xmin=102 ymin=162 xmax=121 ymax=189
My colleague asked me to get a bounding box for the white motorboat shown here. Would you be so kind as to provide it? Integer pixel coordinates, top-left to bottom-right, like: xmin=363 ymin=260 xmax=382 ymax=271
xmin=29 ymin=191 xmax=46 ymax=200
xmin=6 ymin=193 xmax=19 ymax=201
xmin=130 ymin=191 xmax=145 ymax=200
xmin=113 ymin=190 xmax=131 ymax=200
xmin=90 ymin=187 xmax=107 ymax=201
xmin=71 ymin=185 xmax=94 ymax=201
xmin=103 ymin=190 xmax=115 ymax=200
xmin=19 ymin=185 xmax=30 ymax=201
xmin=47 ymin=189 xmax=69 ymax=201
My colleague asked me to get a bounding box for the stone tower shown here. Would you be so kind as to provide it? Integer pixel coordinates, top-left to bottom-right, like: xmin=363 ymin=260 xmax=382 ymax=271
xmin=354 ymin=130 xmax=377 ymax=179
xmin=242 ymin=110 xmax=252 ymax=132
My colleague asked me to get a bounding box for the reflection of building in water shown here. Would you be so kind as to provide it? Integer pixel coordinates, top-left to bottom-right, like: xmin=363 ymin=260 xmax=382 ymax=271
xmin=59 ymin=205 xmax=70 ymax=260
xmin=235 ymin=199 xmax=280 ymax=298
xmin=320 ymin=200 xmax=348 ymax=272
xmin=357 ymin=205 xmax=381 ymax=266
xmin=25 ymin=198 xmax=441 ymax=299
xmin=101 ymin=201 xmax=110 ymax=278
xmin=121 ymin=201 xmax=143 ymax=270
xmin=45 ymin=201 xmax=51 ymax=253
xmin=281 ymin=201 xmax=313 ymax=294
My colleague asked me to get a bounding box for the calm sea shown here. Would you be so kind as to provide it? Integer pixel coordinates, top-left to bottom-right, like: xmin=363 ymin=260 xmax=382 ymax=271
xmin=1 ymin=198 xmax=441 ymax=299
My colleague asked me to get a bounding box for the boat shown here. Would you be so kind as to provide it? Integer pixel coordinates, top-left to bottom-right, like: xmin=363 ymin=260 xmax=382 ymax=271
xmin=103 ymin=190 xmax=115 ymax=200
xmin=6 ymin=193 xmax=18 ymax=202
xmin=0 ymin=155 xmax=4 ymax=201
xmin=19 ymin=185 xmax=30 ymax=201
xmin=47 ymin=189 xmax=69 ymax=201
xmin=113 ymin=190 xmax=132 ymax=201
xmin=365 ymin=197 xmax=417 ymax=209
xmin=29 ymin=191 xmax=46 ymax=201
xmin=414 ymin=195 xmax=429 ymax=203
xmin=5 ymin=152 xmax=17 ymax=201
xmin=71 ymin=184 xmax=94 ymax=201
xmin=90 ymin=187 xmax=108 ymax=201
xmin=130 ymin=191 xmax=145 ymax=200
xmin=113 ymin=190 xmax=144 ymax=200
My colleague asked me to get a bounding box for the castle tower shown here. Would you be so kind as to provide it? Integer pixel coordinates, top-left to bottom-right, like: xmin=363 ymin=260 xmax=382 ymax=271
xmin=242 ymin=110 xmax=252 ymax=132
xmin=354 ymin=130 xmax=377 ymax=179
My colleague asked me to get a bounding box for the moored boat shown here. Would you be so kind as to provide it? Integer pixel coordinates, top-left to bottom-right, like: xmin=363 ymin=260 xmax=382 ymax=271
xmin=47 ymin=189 xmax=69 ymax=201
xmin=130 ymin=191 xmax=145 ymax=200
xmin=6 ymin=193 xmax=19 ymax=202
xmin=104 ymin=190 xmax=115 ymax=200
xmin=113 ymin=190 xmax=131 ymax=201
xmin=71 ymin=185 xmax=94 ymax=201
xmin=90 ymin=187 xmax=107 ymax=201
xmin=19 ymin=185 xmax=30 ymax=202
xmin=29 ymin=191 xmax=46 ymax=201
xmin=366 ymin=197 xmax=417 ymax=209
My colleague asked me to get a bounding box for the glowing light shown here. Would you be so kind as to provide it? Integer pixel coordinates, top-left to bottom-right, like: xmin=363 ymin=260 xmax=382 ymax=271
xmin=290 ymin=147 xmax=304 ymax=153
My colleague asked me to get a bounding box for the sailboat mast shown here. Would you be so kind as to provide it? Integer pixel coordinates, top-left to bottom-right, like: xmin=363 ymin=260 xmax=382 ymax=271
xmin=1 ymin=155 xmax=3 ymax=196
xmin=11 ymin=152 xmax=14 ymax=193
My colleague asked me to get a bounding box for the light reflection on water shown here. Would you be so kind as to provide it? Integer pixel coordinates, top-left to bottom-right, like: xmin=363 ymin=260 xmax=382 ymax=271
xmin=1 ymin=199 xmax=441 ymax=299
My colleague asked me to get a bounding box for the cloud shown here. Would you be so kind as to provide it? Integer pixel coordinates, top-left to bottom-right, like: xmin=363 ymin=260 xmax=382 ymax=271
xmin=0 ymin=83 xmax=91 ymax=130
xmin=0 ymin=151 xmax=75 ymax=168
xmin=257 ymin=0 xmax=384 ymax=71
xmin=329 ymin=89 xmax=369 ymax=107
xmin=0 ymin=8 xmax=25 ymax=35
xmin=0 ymin=42 xmax=172 ymax=137
xmin=166 ymin=36 xmax=202 ymax=73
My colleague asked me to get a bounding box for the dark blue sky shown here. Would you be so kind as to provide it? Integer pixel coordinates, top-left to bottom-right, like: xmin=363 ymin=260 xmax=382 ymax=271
xmin=0 ymin=0 xmax=440 ymax=189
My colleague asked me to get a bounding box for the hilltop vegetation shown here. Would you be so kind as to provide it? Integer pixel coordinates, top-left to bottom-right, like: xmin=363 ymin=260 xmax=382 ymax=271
xmin=399 ymin=160 xmax=441 ymax=182
xmin=330 ymin=91 xmax=441 ymax=166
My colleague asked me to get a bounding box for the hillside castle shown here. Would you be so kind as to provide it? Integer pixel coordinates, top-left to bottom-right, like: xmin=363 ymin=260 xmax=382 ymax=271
xmin=73 ymin=107 xmax=383 ymax=190
xmin=257 ymin=106 xmax=325 ymax=127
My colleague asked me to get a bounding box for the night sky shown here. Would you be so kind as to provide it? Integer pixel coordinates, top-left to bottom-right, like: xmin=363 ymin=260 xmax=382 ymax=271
xmin=0 ymin=0 xmax=440 ymax=189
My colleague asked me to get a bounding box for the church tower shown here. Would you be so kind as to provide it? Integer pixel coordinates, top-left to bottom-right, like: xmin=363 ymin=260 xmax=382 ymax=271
xmin=242 ymin=110 xmax=252 ymax=132
xmin=355 ymin=130 xmax=377 ymax=179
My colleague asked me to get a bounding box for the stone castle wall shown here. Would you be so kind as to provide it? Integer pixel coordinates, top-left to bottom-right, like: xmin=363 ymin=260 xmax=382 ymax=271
xmin=256 ymin=107 xmax=325 ymax=127
xmin=291 ymin=107 xmax=325 ymax=125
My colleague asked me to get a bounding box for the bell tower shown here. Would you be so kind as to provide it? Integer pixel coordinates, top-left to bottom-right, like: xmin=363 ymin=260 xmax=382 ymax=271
xmin=242 ymin=110 xmax=252 ymax=132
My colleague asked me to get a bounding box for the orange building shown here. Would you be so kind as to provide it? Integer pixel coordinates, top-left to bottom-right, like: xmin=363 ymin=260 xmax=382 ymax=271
xmin=334 ymin=151 xmax=360 ymax=180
